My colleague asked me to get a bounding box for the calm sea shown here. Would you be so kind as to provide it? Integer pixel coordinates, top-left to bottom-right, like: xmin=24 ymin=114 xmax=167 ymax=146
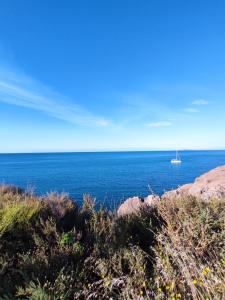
xmin=0 ymin=151 xmax=225 ymax=207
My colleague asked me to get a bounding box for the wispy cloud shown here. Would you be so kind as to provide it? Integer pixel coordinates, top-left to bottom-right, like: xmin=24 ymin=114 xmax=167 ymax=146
xmin=184 ymin=108 xmax=199 ymax=113
xmin=183 ymin=99 xmax=209 ymax=114
xmin=0 ymin=68 xmax=109 ymax=127
xmin=147 ymin=121 xmax=172 ymax=128
xmin=192 ymin=99 xmax=209 ymax=105
xmin=116 ymin=93 xmax=179 ymax=127
xmin=96 ymin=119 xmax=109 ymax=126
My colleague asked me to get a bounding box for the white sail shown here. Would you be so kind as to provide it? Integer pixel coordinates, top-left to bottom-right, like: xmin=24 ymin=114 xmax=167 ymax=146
xmin=171 ymin=150 xmax=182 ymax=163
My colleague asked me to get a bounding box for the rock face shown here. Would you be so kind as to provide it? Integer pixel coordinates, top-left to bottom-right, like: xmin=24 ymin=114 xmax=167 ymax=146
xmin=117 ymin=165 xmax=225 ymax=216
xmin=163 ymin=165 xmax=225 ymax=201
xmin=117 ymin=195 xmax=160 ymax=217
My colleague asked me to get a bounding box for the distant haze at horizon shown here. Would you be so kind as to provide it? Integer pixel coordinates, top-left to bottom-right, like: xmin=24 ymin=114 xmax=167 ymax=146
xmin=1 ymin=148 xmax=225 ymax=155
xmin=0 ymin=0 xmax=225 ymax=152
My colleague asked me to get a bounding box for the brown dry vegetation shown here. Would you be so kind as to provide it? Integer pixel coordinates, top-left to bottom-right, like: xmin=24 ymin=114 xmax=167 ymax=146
xmin=0 ymin=185 xmax=224 ymax=299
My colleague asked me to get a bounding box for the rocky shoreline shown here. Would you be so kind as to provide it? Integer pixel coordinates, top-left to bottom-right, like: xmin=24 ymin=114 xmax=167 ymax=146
xmin=118 ymin=165 xmax=225 ymax=216
xmin=1 ymin=165 xmax=224 ymax=299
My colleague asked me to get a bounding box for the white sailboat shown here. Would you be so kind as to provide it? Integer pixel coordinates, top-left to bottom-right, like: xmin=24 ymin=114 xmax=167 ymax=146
xmin=171 ymin=150 xmax=182 ymax=164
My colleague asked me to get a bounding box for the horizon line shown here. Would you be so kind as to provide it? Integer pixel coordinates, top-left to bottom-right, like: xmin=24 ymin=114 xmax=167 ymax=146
xmin=0 ymin=148 xmax=225 ymax=155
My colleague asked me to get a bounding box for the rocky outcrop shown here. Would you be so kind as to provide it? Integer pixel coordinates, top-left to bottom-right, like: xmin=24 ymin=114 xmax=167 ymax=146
xmin=117 ymin=165 xmax=225 ymax=216
xmin=163 ymin=165 xmax=225 ymax=201
xmin=117 ymin=195 xmax=160 ymax=217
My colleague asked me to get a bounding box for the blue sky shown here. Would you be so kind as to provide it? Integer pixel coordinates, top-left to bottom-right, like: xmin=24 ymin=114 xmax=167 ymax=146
xmin=0 ymin=0 xmax=225 ymax=152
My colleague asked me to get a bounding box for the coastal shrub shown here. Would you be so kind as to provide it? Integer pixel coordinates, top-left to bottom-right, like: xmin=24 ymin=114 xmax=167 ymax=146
xmin=0 ymin=201 xmax=41 ymax=237
xmin=0 ymin=186 xmax=25 ymax=209
xmin=153 ymin=196 xmax=225 ymax=300
xmin=0 ymin=184 xmax=23 ymax=196
xmin=114 ymin=207 xmax=162 ymax=251
xmin=44 ymin=192 xmax=80 ymax=232
xmin=59 ymin=231 xmax=75 ymax=245
xmin=0 ymin=184 xmax=224 ymax=299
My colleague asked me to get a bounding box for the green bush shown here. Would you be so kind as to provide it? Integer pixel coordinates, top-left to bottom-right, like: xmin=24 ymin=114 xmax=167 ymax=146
xmin=59 ymin=232 xmax=75 ymax=246
xmin=0 ymin=202 xmax=40 ymax=237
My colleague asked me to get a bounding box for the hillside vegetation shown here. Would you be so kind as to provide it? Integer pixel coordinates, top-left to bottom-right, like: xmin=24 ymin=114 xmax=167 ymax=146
xmin=0 ymin=185 xmax=224 ymax=299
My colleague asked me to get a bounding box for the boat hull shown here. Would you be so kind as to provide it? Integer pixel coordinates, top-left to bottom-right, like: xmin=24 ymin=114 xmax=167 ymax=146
xmin=171 ymin=159 xmax=182 ymax=164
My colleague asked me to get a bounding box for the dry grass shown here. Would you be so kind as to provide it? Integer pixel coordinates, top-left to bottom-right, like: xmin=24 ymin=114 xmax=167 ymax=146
xmin=154 ymin=197 xmax=225 ymax=300
xmin=0 ymin=185 xmax=224 ymax=299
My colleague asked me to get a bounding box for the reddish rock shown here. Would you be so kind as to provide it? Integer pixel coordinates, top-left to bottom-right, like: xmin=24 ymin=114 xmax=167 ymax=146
xmin=162 ymin=165 xmax=225 ymax=201
xmin=117 ymin=195 xmax=159 ymax=217
xmin=117 ymin=165 xmax=225 ymax=216
xmin=162 ymin=184 xmax=192 ymax=200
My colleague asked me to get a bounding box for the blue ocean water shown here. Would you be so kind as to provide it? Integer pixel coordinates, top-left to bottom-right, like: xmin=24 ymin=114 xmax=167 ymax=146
xmin=0 ymin=151 xmax=225 ymax=207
